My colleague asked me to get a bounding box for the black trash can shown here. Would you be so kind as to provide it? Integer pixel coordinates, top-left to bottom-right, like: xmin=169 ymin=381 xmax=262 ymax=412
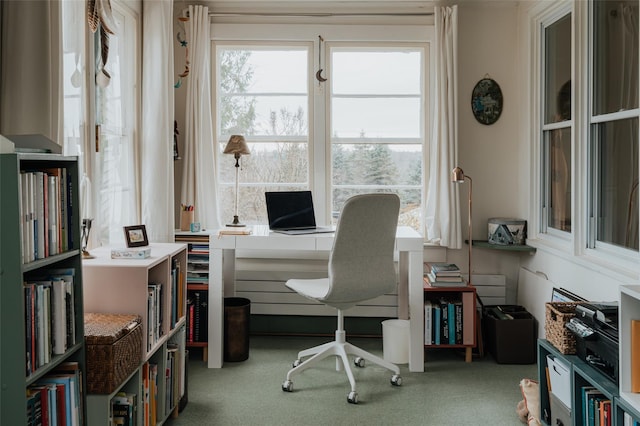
xmin=224 ymin=297 xmax=251 ymax=362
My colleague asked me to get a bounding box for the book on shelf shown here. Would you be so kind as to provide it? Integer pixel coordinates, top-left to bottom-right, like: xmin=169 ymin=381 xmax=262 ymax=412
xmin=187 ymin=290 xmax=208 ymax=343
xmin=19 ymin=167 xmax=73 ymax=263
xmin=424 ymin=272 xmax=465 ymax=287
xmin=424 ymin=296 xmax=469 ymax=346
xmin=424 ymin=302 xmax=433 ymax=345
xmin=112 ymin=392 xmax=136 ymax=426
xmin=425 ymin=262 xmax=461 ymax=276
xmin=632 ymin=319 xmax=640 ymax=392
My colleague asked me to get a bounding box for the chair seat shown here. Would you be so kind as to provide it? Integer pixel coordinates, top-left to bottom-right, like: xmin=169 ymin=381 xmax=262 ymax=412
xmin=285 ymin=278 xmax=329 ymax=301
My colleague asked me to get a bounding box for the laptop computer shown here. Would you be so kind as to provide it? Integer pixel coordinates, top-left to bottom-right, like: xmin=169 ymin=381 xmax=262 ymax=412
xmin=265 ymin=191 xmax=335 ymax=235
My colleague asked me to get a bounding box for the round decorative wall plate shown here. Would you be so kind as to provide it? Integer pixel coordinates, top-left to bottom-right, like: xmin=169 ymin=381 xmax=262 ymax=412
xmin=471 ymin=77 xmax=503 ymax=125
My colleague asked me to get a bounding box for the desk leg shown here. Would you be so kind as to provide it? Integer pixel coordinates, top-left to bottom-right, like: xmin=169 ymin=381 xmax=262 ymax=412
xmin=209 ymin=248 xmax=235 ymax=368
xmin=407 ymin=250 xmax=425 ymax=372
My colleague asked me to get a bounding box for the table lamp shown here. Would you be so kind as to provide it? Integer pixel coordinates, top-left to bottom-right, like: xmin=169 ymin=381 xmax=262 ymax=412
xmin=452 ymin=166 xmax=472 ymax=286
xmin=223 ymin=135 xmax=251 ymax=227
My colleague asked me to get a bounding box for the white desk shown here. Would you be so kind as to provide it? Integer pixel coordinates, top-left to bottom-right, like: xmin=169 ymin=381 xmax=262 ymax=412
xmin=207 ymin=225 xmax=425 ymax=372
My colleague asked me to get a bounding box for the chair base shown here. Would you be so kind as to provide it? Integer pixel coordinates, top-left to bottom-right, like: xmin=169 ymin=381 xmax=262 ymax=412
xmin=282 ymin=325 xmax=402 ymax=403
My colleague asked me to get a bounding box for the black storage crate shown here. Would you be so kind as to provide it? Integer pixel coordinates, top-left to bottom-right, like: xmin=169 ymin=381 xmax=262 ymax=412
xmin=483 ymin=305 xmax=536 ymax=364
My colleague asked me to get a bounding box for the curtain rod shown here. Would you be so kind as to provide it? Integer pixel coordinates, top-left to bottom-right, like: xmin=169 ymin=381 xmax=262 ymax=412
xmin=206 ymin=12 xmax=434 ymax=17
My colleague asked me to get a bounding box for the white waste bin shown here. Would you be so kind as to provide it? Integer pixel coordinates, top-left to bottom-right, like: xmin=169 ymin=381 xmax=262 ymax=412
xmin=382 ymin=319 xmax=410 ymax=364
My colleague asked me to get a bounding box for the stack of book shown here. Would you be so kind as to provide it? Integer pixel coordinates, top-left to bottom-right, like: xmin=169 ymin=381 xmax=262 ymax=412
xmin=424 ymin=262 xmax=465 ymax=287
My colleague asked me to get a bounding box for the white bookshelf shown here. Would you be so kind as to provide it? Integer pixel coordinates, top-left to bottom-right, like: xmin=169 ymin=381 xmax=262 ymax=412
xmin=620 ymin=285 xmax=640 ymax=414
xmin=82 ymin=243 xmax=187 ymax=424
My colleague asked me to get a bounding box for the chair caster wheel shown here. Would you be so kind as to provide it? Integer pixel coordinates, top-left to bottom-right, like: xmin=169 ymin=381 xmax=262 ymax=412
xmin=282 ymin=380 xmax=293 ymax=392
xmin=293 ymin=359 xmax=302 ymax=368
xmin=391 ymin=374 xmax=402 ymax=386
xmin=347 ymin=391 xmax=359 ymax=404
xmin=354 ymin=357 xmax=365 ymax=368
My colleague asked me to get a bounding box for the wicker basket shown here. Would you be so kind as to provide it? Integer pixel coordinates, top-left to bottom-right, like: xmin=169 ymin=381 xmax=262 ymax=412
xmin=545 ymin=302 xmax=579 ymax=354
xmin=84 ymin=313 xmax=142 ymax=394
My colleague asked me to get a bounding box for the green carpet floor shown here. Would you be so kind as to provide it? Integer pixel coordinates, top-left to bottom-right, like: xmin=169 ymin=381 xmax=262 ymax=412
xmin=165 ymin=335 xmax=537 ymax=425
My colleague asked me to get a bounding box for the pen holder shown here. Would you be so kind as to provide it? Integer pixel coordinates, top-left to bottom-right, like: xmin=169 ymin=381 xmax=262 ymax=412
xmin=180 ymin=210 xmax=194 ymax=231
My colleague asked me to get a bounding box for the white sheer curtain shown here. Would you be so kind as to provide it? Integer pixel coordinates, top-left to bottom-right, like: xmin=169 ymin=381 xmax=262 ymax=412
xmin=425 ymin=5 xmax=460 ymax=248
xmin=140 ymin=0 xmax=175 ymax=242
xmin=180 ymin=5 xmax=221 ymax=230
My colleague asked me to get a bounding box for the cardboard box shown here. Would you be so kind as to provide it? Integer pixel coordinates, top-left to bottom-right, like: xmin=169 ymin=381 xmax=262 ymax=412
xmin=483 ymin=305 xmax=536 ymax=364
xmin=550 ymin=391 xmax=571 ymax=426
xmin=547 ymin=354 xmax=572 ymax=408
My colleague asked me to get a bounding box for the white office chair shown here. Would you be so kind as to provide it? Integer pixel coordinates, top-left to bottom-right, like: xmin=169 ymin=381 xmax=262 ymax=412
xmin=281 ymin=193 xmax=402 ymax=404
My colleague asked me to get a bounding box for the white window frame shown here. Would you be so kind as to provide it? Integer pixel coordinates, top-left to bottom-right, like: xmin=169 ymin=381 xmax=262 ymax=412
xmin=584 ymin=0 xmax=640 ymax=266
xmin=211 ymin=23 xmax=433 ymax=232
xmin=530 ymin=1 xmax=575 ymax=254
xmin=529 ymin=0 xmax=640 ymax=275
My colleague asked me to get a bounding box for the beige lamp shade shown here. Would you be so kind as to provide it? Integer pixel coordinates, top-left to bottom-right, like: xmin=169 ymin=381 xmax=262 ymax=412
xmin=223 ymin=135 xmax=251 ymax=157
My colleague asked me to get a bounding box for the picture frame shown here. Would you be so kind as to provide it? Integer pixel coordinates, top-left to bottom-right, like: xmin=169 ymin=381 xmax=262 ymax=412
xmin=124 ymin=225 xmax=149 ymax=248
xmin=471 ymin=76 xmax=504 ymax=125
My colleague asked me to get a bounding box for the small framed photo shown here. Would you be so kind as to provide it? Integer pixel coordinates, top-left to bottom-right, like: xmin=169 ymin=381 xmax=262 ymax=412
xmin=124 ymin=225 xmax=149 ymax=248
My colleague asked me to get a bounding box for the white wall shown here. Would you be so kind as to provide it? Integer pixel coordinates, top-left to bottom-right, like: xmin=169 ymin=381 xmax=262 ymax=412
xmin=442 ymin=1 xmax=524 ymax=304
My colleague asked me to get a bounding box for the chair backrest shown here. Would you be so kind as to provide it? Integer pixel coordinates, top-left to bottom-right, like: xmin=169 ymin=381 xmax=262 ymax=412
xmin=321 ymin=193 xmax=400 ymax=309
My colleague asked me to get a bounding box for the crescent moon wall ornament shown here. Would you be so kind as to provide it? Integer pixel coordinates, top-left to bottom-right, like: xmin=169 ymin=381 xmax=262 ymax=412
xmin=316 ymin=35 xmax=327 ymax=83
xmin=316 ymin=69 xmax=327 ymax=82
xmin=471 ymin=75 xmax=503 ymax=125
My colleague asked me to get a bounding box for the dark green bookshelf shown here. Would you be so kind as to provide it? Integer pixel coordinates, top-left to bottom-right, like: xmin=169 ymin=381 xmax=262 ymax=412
xmin=0 ymin=153 xmax=86 ymax=424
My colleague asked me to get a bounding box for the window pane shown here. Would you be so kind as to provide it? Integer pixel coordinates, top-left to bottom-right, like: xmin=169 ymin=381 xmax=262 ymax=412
xmin=221 ymin=95 xmax=308 ymax=136
xmin=220 ymin=184 xmax=305 ymax=226
xmin=218 ymin=142 xmax=308 ymax=184
xmin=218 ymin=48 xmax=308 ymax=137
xmin=332 ymin=98 xmax=421 ymax=138
xmin=332 ymin=188 xmax=422 ymax=229
xmin=596 ymin=118 xmax=639 ymax=249
xmin=544 ymin=14 xmax=571 ymax=123
xmin=544 ymin=128 xmax=572 ymax=232
xmin=330 ymin=46 xmax=424 ymax=234
xmin=94 ymin=7 xmax=137 ymax=245
xmin=332 ymin=50 xmax=422 ymax=95
xmin=593 ymin=0 xmax=639 ymax=115
xmin=217 ymin=46 xmax=310 ymax=225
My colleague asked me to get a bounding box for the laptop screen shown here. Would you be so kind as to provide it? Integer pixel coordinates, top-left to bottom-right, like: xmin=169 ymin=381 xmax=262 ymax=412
xmin=265 ymin=191 xmax=317 ymax=230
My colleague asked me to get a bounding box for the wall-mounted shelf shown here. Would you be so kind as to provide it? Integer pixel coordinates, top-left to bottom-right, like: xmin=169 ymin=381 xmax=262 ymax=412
xmin=466 ymin=240 xmax=537 ymax=253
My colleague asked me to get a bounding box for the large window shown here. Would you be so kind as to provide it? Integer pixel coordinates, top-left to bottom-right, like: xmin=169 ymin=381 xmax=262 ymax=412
xmin=215 ymin=40 xmax=426 ymax=233
xmin=589 ymin=0 xmax=639 ymax=252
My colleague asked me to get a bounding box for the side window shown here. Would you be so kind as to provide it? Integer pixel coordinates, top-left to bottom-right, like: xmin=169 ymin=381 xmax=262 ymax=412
xmin=62 ymin=0 xmax=140 ymax=246
xmin=541 ymin=14 xmax=572 ymax=234
xmin=589 ymin=0 xmax=639 ymax=251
